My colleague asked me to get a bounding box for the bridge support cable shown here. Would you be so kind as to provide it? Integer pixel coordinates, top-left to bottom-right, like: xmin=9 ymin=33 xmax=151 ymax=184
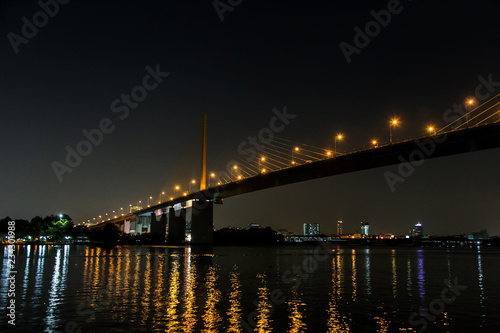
xmin=455 ymin=100 xmax=500 ymax=130
xmin=439 ymin=92 xmax=500 ymax=133
xmin=271 ymin=139 xmax=329 ymax=161
xmin=274 ymin=137 xmax=333 ymax=157
xmin=245 ymin=156 xmax=283 ymax=172
xmin=267 ymin=141 xmax=322 ymax=162
xmin=474 ymin=109 xmax=500 ymax=127
xmin=467 ymin=101 xmax=500 ymax=127
xmin=253 ymin=145 xmax=300 ymax=165
xmin=249 ymin=146 xmax=297 ymax=168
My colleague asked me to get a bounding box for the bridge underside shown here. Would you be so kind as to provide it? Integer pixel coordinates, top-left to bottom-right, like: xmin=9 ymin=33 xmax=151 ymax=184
xmin=92 ymin=123 xmax=500 ymax=244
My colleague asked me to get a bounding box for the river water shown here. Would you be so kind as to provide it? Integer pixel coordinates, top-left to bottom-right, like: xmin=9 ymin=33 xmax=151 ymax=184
xmin=1 ymin=244 xmax=500 ymax=332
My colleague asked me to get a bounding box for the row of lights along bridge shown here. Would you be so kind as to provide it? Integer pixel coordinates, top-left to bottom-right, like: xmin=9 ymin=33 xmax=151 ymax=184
xmin=81 ymin=99 xmax=479 ymax=226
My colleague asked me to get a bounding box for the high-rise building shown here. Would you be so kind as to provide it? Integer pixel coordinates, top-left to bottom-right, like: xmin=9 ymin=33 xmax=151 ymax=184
xmin=337 ymin=220 xmax=343 ymax=235
xmin=360 ymin=221 xmax=369 ymax=238
xmin=410 ymin=222 xmax=423 ymax=236
xmin=303 ymin=223 xmax=320 ymax=236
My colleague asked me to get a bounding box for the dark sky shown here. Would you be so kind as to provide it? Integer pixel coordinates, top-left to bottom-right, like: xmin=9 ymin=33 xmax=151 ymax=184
xmin=1 ymin=0 xmax=500 ymax=236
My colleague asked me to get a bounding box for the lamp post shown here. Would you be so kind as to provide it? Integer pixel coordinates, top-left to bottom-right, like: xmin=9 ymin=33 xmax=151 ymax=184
xmin=259 ymin=157 xmax=266 ymax=173
xmin=371 ymin=139 xmax=378 ymax=148
xmin=232 ymin=165 xmax=238 ymax=180
xmin=390 ymin=118 xmax=399 ymax=144
xmin=465 ymin=98 xmax=475 ymax=128
xmin=427 ymin=126 xmax=436 ymax=136
xmin=334 ymin=134 xmax=343 ymax=156
xmin=209 ymin=173 xmax=215 ymax=187
xmin=292 ymin=147 xmax=299 ymax=165
xmin=189 ymin=179 xmax=196 ymax=192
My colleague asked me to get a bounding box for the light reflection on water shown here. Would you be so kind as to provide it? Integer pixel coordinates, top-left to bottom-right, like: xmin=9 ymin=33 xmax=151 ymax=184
xmin=254 ymin=273 xmax=272 ymax=332
xmin=226 ymin=266 xmax=242 ymax=333
xmin=326 ymin=253 xmax=349 ymax=332
xmin=2 ymin=245 xmax=500 ymax=332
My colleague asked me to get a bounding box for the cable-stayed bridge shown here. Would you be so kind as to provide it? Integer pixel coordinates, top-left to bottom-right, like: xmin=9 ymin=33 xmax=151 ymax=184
xmin=87 ymin=94 xmax=500 ymax=244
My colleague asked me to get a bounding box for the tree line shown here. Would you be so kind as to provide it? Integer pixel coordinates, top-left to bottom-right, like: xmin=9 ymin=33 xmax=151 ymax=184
xmin=0 ymin=215 xmax=74 ymax=241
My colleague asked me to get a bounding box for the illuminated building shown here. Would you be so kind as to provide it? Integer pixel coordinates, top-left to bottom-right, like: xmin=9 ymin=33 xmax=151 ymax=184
xmin=337 ymin=220 xmax=343 ymax=235
xmin=360 ymin=221 xmax=369 ymax=238
xmin=303 ymin=223 xmax=320 ymax=236
xmin=410 ymin=222 xmax=423 ymax=237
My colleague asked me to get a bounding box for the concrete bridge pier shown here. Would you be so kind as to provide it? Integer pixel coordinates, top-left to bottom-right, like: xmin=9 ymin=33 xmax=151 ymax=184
xmin=150 ymin=212 xmax=167 ymax=240
xmin=167 ymin=207 xmax=186 ymax=244
xmin=191 ymin=200 xmax=213 ymax=244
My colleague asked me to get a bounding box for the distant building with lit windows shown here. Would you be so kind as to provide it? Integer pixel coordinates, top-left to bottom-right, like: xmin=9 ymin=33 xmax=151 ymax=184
xmin=337 ymin=221 xmax=343 ymax=235
xmin=410 ymin=222 xmax=423 ymax=237
xmin=303 ymin=223 xmax=320 ymax=236
xmin=360 ymin=221 xmax=369 ymax=238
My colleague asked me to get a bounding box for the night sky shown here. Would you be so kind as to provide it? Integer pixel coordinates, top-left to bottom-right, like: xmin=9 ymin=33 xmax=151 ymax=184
xmin=2 ymin=0 xmax=500 ymax=236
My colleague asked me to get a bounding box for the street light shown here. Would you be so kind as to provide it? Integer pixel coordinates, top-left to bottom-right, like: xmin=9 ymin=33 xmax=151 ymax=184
xmin=389 ymin=118 xmax=399 ymax=144
xmin=427 ymin=125 xmax=436 ymax=136
xmin=232 ymin=165 xmax=238 ymax=180
xmin=465 ymin=98 xmax=475 ymax=127
xmin=335 ymin=134 xmax=343 ymax=156
xmin=292 ymin=147 xmax=299 ymax=165
xmin=209 ymin=172 xmax=215 ymax=187
xmin=326 ymin=151 xmax=332 ymax=158
xmin=258 ymin=157 xmax=266 ymax=173
xmin=371 ymin=139 xmax=378 ymax=148
xmin=190 ymin=179 xmax=196 ymax=192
